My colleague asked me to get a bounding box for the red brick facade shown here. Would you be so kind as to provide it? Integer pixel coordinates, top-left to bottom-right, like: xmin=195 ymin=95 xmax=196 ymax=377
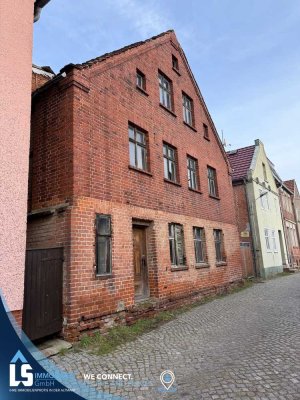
xmin=32 ymin=65 xmax=54 ymax=92
xmin=28 ymin=31 xmax=243 ymax=340
xmin=278 ymin=185 xmax=300 ymax=266
xmin=231 ymin=183 xmax=255 ymax=277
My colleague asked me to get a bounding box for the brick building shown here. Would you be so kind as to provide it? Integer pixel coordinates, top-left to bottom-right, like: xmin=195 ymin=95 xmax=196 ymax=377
xmin=32 ymin=64 xmax=55 ymax=92
xmin=280 ymin=179 xmax=300 ymax=267
xmin=27 ymin=30 xmax=243 ymax=341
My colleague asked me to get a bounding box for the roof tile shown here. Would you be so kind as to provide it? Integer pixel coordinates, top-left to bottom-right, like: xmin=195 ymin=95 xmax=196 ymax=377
xmin=227 ymin=145 xmax=255 ymax=181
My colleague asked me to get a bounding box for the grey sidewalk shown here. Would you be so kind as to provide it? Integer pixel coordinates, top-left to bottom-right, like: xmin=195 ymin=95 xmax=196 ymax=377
xmin=53 ymin=275 xmax=300 ymax=399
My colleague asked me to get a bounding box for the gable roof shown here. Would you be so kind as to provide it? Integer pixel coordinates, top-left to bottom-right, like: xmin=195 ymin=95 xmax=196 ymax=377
xmin=227 ymin=145 xmax=255 ymax=182
xmin=61 ymin=30 xmax=174 ymax=71
xmin=57 ymin=30 xmax=230 ymax=170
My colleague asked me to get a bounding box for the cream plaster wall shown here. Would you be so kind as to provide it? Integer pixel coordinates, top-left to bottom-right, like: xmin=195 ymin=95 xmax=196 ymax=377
xmin=247 ymin=140 xmax=287 ymax=277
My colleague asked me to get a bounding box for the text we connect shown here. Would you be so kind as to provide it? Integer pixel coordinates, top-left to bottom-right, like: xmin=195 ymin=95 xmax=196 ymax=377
xmin=83 ymin=373 xmax=132 ymax=381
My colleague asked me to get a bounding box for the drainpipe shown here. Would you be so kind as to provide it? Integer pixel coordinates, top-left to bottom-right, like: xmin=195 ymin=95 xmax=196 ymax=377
xmin=243 ymin=178 xmax=259 ymax=277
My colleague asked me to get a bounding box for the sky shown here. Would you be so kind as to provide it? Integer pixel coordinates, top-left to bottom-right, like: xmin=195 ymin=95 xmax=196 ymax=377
xmin=33 ymin=0 xmax=300 ymax=183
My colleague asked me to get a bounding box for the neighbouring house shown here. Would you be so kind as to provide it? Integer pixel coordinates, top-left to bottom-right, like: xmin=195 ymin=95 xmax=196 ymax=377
xmin=227 ymin=139 xmax=288 ymax=279
xmin=32 ymin=64 xmax=55 ymax=92
xmin=0 ymin=0 xmax=50 ymax=326
xmin=280 ymin=179 xmax=300 ymax=267
xmin=27 ymin=30 xmax=243 ymax=341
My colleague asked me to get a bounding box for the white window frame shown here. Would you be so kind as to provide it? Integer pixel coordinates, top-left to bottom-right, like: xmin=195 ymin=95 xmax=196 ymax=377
xmin=264 ymin=228 xmax=271 ymax=252
xmin=271 ymin=230 xmax=278 ymax=252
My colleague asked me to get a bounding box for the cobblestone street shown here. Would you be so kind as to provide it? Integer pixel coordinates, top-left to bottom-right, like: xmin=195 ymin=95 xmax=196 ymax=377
xmin=53 ymin=275 xmax=300 ymax=399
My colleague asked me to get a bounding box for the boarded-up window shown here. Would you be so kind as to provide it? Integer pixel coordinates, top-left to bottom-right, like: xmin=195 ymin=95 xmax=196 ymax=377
xmin=96 ymin=214 xmax=112 ymax=275
xmin=169 ymin=223 xmax=186 ymax=266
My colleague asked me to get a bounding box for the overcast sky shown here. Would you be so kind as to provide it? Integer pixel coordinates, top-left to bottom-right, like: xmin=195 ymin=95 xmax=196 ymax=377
xmin=33 ymin=0 xmax=300 ymax=183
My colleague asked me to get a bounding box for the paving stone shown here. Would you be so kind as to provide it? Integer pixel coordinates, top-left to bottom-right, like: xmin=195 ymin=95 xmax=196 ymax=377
xmin=53 ymin=275 xmax=300 ymax=399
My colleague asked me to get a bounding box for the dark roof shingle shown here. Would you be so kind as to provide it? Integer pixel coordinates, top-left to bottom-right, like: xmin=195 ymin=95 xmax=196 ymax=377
xmin=227 ymin=145 xmax=255 ymax=181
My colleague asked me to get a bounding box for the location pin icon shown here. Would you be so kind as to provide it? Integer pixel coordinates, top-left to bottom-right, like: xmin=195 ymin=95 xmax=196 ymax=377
xmin=160 ymin=370 xmax=175 ymax=390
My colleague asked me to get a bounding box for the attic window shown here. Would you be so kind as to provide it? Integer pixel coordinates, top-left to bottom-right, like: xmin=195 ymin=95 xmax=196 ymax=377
xmin=172 ymin=55 xmax=179 ymax=72
xmin=203 ymin=123 xmax=209 ymax=140
xmin=262 ymin=162 xmax=268 ymax=182
xmin=136 ymin=69 xmax=146 ymax=91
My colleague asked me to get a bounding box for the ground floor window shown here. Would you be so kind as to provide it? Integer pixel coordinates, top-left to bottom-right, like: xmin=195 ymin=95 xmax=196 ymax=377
xmin=169 ymin=223 xmax=186 ymax=266
xmin=96 ymin=214 xmax=112 ymax=275
xmin=193 ymin=227 xmax=207 ymax=263
xmin=214 ymin=229 xmax=226 ymax=263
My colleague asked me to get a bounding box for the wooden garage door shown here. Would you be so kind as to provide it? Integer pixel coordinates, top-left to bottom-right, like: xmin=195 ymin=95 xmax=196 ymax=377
xmin=23 ymin=248 xmax=63 ymax=341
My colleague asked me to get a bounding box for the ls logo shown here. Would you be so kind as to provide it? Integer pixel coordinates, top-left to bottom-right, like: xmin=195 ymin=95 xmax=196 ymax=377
xmin=9 ymin=350 xmax=33 ymax=387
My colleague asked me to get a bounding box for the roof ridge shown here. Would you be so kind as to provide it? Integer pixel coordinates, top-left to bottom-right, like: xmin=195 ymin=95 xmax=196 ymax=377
xmin=226 ymin=144 xmax=255 ymax=154
xmin=61 ymin=29 xmax=174 ymax=72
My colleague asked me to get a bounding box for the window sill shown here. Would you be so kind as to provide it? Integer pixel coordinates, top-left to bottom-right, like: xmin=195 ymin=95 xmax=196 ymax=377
xmin=195 ymin=263 xmax=210 ymax=269
xmin=209 ymin=194 xmax=220 ymax=200
xmin=159 ymin=103 xmax=177 ymax=118
xmin=164 ymin=178 xmax=181 ymax=187
xmin=136 ymin=85 xmax=149 ymax=96
xmin=129 ymin=165 xmax=153 ymax=177
xmin=172 ymin=67 xmax=181 ymax=76
xmin=189 ymin=187 xmax=202 ymax=194
xmin=171 ymin=265 xmax=188 ymax=272
xmin=216 ymin=262 xmax=227 ymax=267
xmin=204 ymin=136 xmax=210 ymax=141
xmin=95 ymin=273 xmax=114 ymax=280
xmin=183 ymin=121 xmax=197 ymax=132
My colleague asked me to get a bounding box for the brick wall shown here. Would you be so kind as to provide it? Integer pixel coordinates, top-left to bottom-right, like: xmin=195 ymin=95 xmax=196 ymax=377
xmin=32 ymin=72 xmax=49 ymax=92
xmin=232 ymin=183 xmax=251 ymax=242
xmin=29 ymin=31 xmax=243 ymax=340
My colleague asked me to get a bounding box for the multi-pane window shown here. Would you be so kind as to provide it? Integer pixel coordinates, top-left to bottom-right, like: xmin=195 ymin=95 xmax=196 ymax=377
xmin=203 ymin=123 xmax=209 ymax=139
xmin=187 ymin=156 xmax=198 ymax=190
xmin=96 ymin=214 xmax=112 ymax=275
xmin=129 ymin=125 xmax=148 ymax=171
xmin=169 ymin=223 xmax=186 ymax=266
xmin=136 ymin=69 xmax=146 ymax=91
xmin=163 ymin=143 xmax=177 ymax=182
xmin=172 ymin=55 xmax=179 ymax=71
xmin=264 ymin=228 xmax=271 ymax=251
xmin=193 ymin=227 xmax=207 ymax=264
xmin=208 ymin=166 xmax=218 ymax=197
xmin=214 ymin=229 xmax=226 ymax=263
xmin=182 ymin=93 xmax=194 ymax=126
xmin=271 ymin=230 xmax=278 ymax=252
xmin=159 ymin=72 xmax=173 ymax=110
xmin=264 ymin=228 xmax=280 ymax=252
